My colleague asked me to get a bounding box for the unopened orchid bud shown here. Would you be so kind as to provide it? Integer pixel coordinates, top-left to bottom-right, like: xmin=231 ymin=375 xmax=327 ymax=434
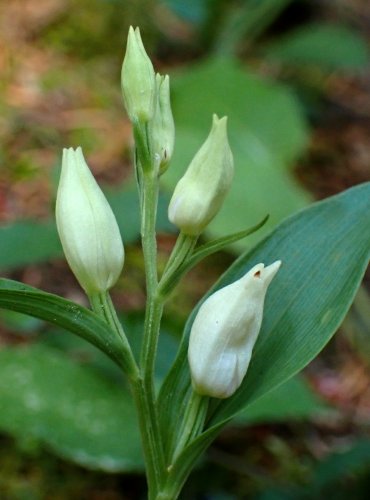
xmin=151 ymin=73 xmax=175 ymax=174
xmin=188 ymin=261 xmax=281 ymax=399
xmin=121 ymin=26 xmax=156 ymax=123
xmin=56 ymin=147 xmax=124 ymax=295
xmin=168 ymin=114 xmax=233 ymax=236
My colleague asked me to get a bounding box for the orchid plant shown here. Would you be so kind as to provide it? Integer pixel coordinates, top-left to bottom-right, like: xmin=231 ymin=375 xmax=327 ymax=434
xmin=0 ymin=26 xmax=369 ymax=499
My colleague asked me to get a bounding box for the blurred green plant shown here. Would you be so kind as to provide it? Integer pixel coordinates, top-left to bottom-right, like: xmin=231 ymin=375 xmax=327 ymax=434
xmin=1 ymin=1 xmax=369 ymax=497
xmin=0 ymin=329 xmax=324 ymax=473
xmin=263 ymin=23 xmax=369 ymax=71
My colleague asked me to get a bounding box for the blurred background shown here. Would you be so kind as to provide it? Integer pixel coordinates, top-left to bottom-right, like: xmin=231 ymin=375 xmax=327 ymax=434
xmin=0 ymin=0 xmax=370 ymax=498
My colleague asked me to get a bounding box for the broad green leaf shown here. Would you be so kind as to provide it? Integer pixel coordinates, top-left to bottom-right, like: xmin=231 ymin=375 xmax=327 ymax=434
xmin=342 ymin=286 xmax=370 ymax=365
xmin=0 ymin=345 xmax=142 ymax=471
xmin=234 ymin=375 xmax=326 ymax=425
xmin=164 ymin=58 xmax=310 ymax=250
xmin=211 ymin=182 xmax=370 ymax=424
xmin=264 ymin=23 xmax=370 ymax=71
xmin=159 ymin=183 xmax=370 ymax=460
xmin=0 ymin=279 xmax=128 ymax=370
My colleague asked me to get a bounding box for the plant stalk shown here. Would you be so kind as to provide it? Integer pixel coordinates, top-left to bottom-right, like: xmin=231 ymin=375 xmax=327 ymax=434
xmin=139 ymin=162 xmax=167 ymax=494
xmin=88 ymin=291 xmax=138 ymax=379
xmin=89 ymin=291 xmax=165 ymax=497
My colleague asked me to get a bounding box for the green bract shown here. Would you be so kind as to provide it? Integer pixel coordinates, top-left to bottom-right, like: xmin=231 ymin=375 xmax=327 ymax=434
xmin=151 ymin=74 xmax=175 ymax=174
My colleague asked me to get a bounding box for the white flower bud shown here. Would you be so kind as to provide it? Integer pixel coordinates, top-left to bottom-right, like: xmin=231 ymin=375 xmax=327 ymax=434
xmin=121 ymin=26 xmax=156 ymax=123
xmin=188 ymin=261 xmax=281 ymax=399
xmin=168 ymin=114 xmax=234 ymax=236
xmin=151 ymin=73 xmax=175 ymax=174
xmin=56 ymin=147 xmax=124 ymax=295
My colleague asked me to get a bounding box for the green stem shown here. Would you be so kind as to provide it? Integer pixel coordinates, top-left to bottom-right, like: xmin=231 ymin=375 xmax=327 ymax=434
xmin=140 ymin=171 xmax=160 ymax=371
xmin=154 ymin=392 xmax=209 ymax=500
xmin=89 ymin=291 xmax=138 ymax=379
xmin=132 ymin=115 xmax=169 ymax=495
xmin=130 ymin=377 xmax=166 ymax=499
xmin=89 ymin=291 xmax=164 ymax=497
xmin=139 ymin=169 xmax=167 ymax=490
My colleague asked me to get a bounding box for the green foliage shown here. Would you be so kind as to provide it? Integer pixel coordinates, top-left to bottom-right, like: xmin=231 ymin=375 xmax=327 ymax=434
xmin=162 ymin=0 xmax=209 ymax=24
xmin=165 ymin=57 xmax=310 ymax=250
xmin=0 ymin=345 xmax=142 ymax=472
xmin=159 ymin=182 xmax=370 ymax=473
xmin=211 ymin=0 xmax=294 ymax=56
xmin=343 ymin=286 xmax=370 ymax=365
xmin=0 ymin=331 xmax=323 ymax=472
xmin=0 ymin=222 xmax=62 ymax=271
xmin=235 ymin=375 xmax=326 ymax=424
xmin=313 ymin=440 xmax=370 ymax=491
xmin=0 ymin=316 xmax=175 ymax=473
xmin=0 ymin=279 xmax=128 ymax=370
xmin=159 ymin=216 xmax=269 ymax=295
xmin=1 ymin=5 xmax=369 ymax=490
xmin=255 ymin=439 xmax=370 ymax=499
xmin=264 ymin=23 xmax=370 ymax=71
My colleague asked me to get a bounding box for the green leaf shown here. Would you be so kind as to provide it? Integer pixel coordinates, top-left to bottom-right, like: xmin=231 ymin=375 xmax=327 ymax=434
xmin=163 ymin=57 xmax=310 ymax=250
xmin=0 ymin=279 xmax=128 ymax=370
xmin=0 ymin=345 xmax=142 ymax=471
xmin=184 ymin=216 xmax=269 ymax=271
xmin=159 ymin=183 xmax=370 ymax=456
xmin=342 ymin=286 xmax=370 ymax=366
xmin=234 ymin=375 xmax=326 ymax=425
xmin=162 ymin=421 xmax=227 ymax=499
xmin=264 ymin=23 xmax=370 ymax=71
xmin=211 ymin=183 xmax=370 ymax=424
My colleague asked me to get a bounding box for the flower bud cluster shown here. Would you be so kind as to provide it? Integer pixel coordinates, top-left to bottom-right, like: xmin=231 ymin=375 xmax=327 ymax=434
xmin=55 ymin=27 xmax=280 ymax=409
xmin=121 ymin=27 xmax=175 ymax=173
